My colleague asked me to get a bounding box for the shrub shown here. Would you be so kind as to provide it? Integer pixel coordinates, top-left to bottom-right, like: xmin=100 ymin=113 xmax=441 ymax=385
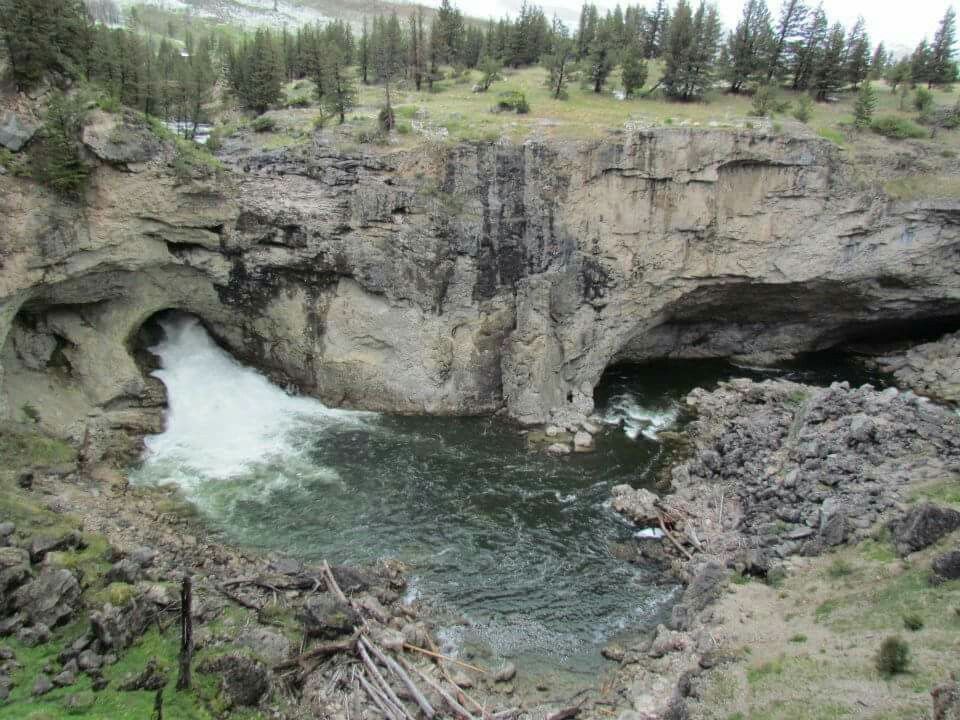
xmin=494 ymin=91 xmax=529 ymax=114
xmin=871 ymin=115 xmax=928 ymax=139
xmin=284 ymin=94 xmax=311 ymax=108
xmin=793 ymin=94 xmax=814 ymax=123
xmin=876 ymin=636 xmax=910 ymax=676
xmin=914 ymin=87 xmax=935 ymax=115
xmin=789 ymin=633 xmax=808 ymax=643
xmin=903 ymin=613 xmax=924 ymax=631
xmin=749 ymin=85 xmax=774 ymax=117
xmin=251 ymin=116 xmax=276 ymax=133
xmin=96 ymin=93 xmax=121 ymax=113
xmin=827 ymin=558 xmax=854 ymax=578
xmin=853 ymin=81 xmax=878 ymax=129
xmin=171 ymin=139 xmax=223 ymax=183
xmin=21 ymin=403 xmax=40 ymax=423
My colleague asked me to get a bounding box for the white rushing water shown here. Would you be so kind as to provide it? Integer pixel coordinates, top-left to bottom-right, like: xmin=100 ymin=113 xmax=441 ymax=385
xmin=601 ymin=393 xmax=678 ymax=440
xmin=140 ymin=314 xmax=367 ymax=483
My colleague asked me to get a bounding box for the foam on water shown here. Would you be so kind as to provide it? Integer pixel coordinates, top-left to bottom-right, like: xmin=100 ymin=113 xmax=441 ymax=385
xmin=601 ymin=393 xmax=679 ymax=440
xmin=139 ymin=315 xmax=368 ymax=484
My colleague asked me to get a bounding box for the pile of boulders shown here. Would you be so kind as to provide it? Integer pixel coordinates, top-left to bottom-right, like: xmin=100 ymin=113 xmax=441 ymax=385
xmin=612 ymin=378 xmax=960 ymax=568
xmin=877 ymin=330 xmax=960 ymax=404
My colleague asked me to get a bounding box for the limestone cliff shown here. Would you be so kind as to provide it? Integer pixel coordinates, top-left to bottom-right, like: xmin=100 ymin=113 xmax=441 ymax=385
xmin=2 ymin=112 xmax=959 ymax=459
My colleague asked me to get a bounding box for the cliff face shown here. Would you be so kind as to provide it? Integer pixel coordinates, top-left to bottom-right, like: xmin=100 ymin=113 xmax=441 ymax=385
xmin=2 ymin=115 xmax=960 ymax=456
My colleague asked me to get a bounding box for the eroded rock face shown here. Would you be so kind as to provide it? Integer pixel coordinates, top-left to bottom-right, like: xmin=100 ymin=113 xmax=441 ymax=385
xmin=3 ymin=120 xmax=960 ymax=441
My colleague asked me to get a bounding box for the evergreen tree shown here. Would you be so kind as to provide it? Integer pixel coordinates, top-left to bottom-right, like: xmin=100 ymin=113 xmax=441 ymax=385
xmin=621 ymin=43 xmax=648 ymax=96
xmin=911 ymin=38 xmax=933 ymax=86
xmin=843 ymin=16 xmax=870 ymax=88
xmin=869 ymin=41 xmax=886 ymax=79
xmin=931 ymin=7 xmax=957 ymax=86
xmin=31 ymin=90 xmax=90 ymax=197
xmin=228 ymin=28 xmax=284 ymax=113
xmin=375 ymin=12 xmax=404 ymax=129
xmin=542 ymin=36 xmax=574 ymax=98
xmin=644 ymin=0 xmax=669 ymax=58
xmin=359 ymin=17 xmax=370 ymax=84
xmin=434 ymin=0 xmax=464 ymax=65
xmin=790 ymin=4 xmax=827 ymax=90
xmin=765 ymin=0 xmax=806 ymax=83
xmin=724 ymin=0 xmax=772 ymax=93
xmin=585 ymin=22 xmax=614 ymax=92
xmin=478 ymin=55 xmax=502 ymax=90
xmin=1 ymin=0 xmax=91 ymax=90
xmin=318 ymin=44 xmax=356 ymax=124
xmin=662 ymin=0 xmax=719 ymax=100
xmin=885 ymin=57 xmax=911 ymax=91
xmin=812 ymin=22 xmax=846 ymax=100
xmin=853 ymin=79 xmax=876 ymax=128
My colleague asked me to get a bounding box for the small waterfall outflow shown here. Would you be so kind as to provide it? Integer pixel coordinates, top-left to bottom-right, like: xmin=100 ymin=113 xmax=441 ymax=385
xmin=138 ymin=313 xmax=367 ymax=482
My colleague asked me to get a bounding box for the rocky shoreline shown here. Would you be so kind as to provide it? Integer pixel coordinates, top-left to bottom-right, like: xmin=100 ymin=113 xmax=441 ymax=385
xmin=606 ymin=365 xmax=960 ymax=718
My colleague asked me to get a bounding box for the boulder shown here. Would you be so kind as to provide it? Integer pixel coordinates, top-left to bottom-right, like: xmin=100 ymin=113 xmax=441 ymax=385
xmin=889 ymin=504 xmax=960 ymax=556
xmin=77 ymin=650 xmax=103 ymax=671
xmin=933 ymin=678 xmax=960 ymax=720
xmin=90 ymin=599 xmax=151 ymax=651
xmin=0 ymin=112 xmax=40 ymax=152
xmin=670 ymin=562 xmax=726 ymax=631
xmin=16 ymin=623 xmax=50 ymax=647
xmin=546 ymin=442 xmax=571 ymax=455
xmin=819 ymin=498 xmax=848 ymax=547
xmin=932 ymin=549 xmax=960 ymax=581
xmin=119 ymin=658 xmax=168 ymax=691
xmin=611 ymin=485 xmax=661 ymax=527
xmin=300 ymin=594 xmax=358 ymax=639
xmin=494 ymin=662 xmax=516 ymax=683
xmin=81 ymin=110 xmax=162 ymax=165
xmin=199 ymin=655 xmax=269 ymax=708
xmin=29 ymin=530 xmax=82 ymax=563
xmin=236 ymin=627 xmax=291 ymax=665
xmin=573 ymin=431 xmax=595 ymax=453
xmin=0 ymin=547 xmax=31 ymax=595
xmin=12 ymin=569 xmax=80 ymax=628
xmin=32 ymin=673 xmax=53 ymax=696
xmin=129 ymin=546 xmax=157 ymax=568
xmin=106 ymin=559 xmax=143 ymax=585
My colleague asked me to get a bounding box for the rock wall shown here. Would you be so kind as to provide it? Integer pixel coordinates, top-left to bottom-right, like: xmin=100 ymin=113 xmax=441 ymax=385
xmin=3 ymin=113 xmax=960 ymax=452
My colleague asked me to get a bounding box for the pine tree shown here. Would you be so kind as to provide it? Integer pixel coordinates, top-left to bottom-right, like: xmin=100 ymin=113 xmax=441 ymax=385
xmin=844 ymin=16 xmax=870 ymax=88
xmin=765 ymin=0 xmax=806 ymax=84
xmin=319 ymin=44 xmax=356 ymax=124
xmin=621 ymin=43 xmax=648 ymax=96
xmin=791 ymin=4 xmax=827 ymax=91
xmin=911 ymin=38 xmax=933 ymax=86
xmin=478 ymin=55 xmax=502 ymax=90
xmin=542 ymin=36 xmax=574 ymax=98
xmin=662 ymin=0 xmax=718 ymax=100
xmin=885 ymin=57 xmax=911 ymax=92
xmin=585 ymin=22 xmax=614 ymax=92
xmin=375 ymin=12 xmax=404 ymax=129
xmin=31 ymin=90 xmax=90 ymax=197
xmin=812 ymin=22 xmax=846 ymax=100
xmin=724 ymin=0 xmax=772 ymax=93
xmin=869 ymin=42 xmax=886 ymax=79
xmin=359 ymin=17 xmax=370 ymax=84
xmin=644 ymin=0 xmax=668 ymax=58
xmin=931 ymin=8 xmax=957 ymax=86
xmin=853 ymin=79 xmax=876 ymax=128
xmin=0 ymin=0 xmax=91 ymax=90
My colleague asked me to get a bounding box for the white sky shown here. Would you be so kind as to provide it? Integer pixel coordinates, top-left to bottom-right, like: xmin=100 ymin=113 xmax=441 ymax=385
xmin=431 ymin=0 xmax=958 ymax=54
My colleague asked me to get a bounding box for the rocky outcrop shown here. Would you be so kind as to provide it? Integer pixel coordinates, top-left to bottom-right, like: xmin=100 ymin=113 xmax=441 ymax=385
xmin=3 ymin=113 xmax=960 ymax=447
xmin=612 ymin=378 xmax=960 ymax=564
xmin=878 ymin=331 xmax=960 ymax=404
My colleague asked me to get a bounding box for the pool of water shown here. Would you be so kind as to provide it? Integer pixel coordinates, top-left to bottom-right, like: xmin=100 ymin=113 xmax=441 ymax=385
xmin=130 ymin=315 xmax=888 ymax=683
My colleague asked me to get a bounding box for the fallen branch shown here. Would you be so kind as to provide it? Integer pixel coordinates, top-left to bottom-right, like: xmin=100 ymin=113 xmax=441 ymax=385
xmin=658 ymin=511 xmax=693 ymax=560
xmin=361 ymin=636 xmax=435 ymax=719
xmin=403 ymin=643 xmax=486 ymax=674
xmin=546 ymin=705 xmax=582 ymax=720
xmin=356 ymin=666 xmax=404 ymax=720
xmin=401 ymin=656 xmax=475 ymax=720
xmin=358 ymin=638 xmax=411 ymax=720
xmin=274 ymin=635 xmax=359 ymax=672
xmin=321 ymin=561 xmax=351 ymax=606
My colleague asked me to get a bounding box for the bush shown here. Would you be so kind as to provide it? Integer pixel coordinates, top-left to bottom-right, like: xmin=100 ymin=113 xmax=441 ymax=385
xmin=914 ymin=87 xmax=935 ymax=115
xmin=903 ymin=613 xmax=924 ymax=631
xmin=251 ymin=116 xmax=277 ymax=133
xmin=749 ymin=85 xmax=774 ymax=117
xmin=494 ymin=91 xmax=529 ymax=114
xmin=876 ymin=636 xmax=910 ymax=676
xmin=171 ymin=139 xmax=224 ymax=183
xmin=284 ymin=94 xmax=311 ymax=108
xmin=793 ymin=94 xmax=814 ymax=123
xmin=871 ymin=115 xmax=928 ymax=139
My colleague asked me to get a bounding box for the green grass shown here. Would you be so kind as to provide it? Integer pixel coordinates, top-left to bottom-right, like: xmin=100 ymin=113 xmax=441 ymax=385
xmin=884 ymin=174 xmax=960 ymax=201
xmin=910 ymin=479 xmax=960 ymax=507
